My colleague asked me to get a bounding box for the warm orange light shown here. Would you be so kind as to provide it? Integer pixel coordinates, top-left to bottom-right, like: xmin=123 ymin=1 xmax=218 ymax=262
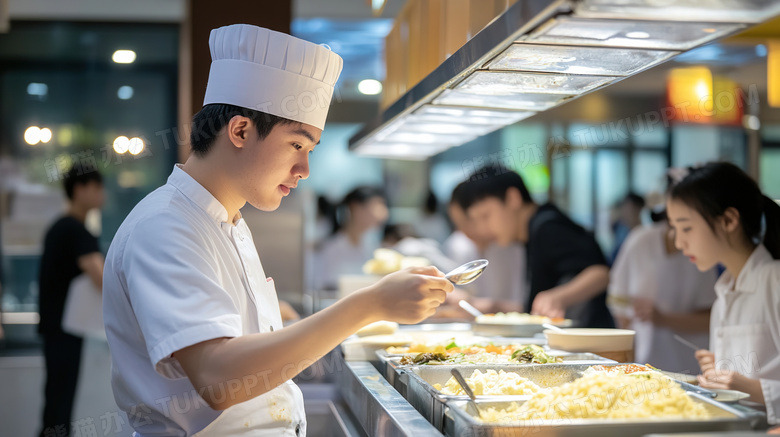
xmin=666 ymin=67 xmax=713 ymax=124
xmin=769 ymin=40 xmax=780 ymax=108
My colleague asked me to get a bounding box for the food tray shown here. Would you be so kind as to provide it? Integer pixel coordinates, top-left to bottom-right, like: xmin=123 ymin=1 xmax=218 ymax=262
xmin=375 ymin=349 xmax=614 ymax=401
xmin=405 ymin=363 xmax=602 ymax=431
xmin=443 ymin=394 xmax=757 ymax=437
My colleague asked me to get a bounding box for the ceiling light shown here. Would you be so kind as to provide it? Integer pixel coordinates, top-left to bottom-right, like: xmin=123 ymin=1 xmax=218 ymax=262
xmin=39 ymin=128 xmax=52 ymax=143
xmin=117 ymin=86 xmax=134 ymax=100
xmin=113 ymin=136 xmax=130 ymax=154
xmin=527 ymin=18 xmax=742 ymax=51
xmin=575 ymin=0 xmax=780 ymax=24
xmin=434 ymin=89 xmax=573 ymax=111
xmin=128 ymin=137 xmax=145 ymax=155
xmin=358 ymin=79 xmax=383 ymax=95
xmin=27 ymin=83 xmax=48 ymax=97
xmin=24 ymin=126 xmax=41 ymax=145
xmin=488 ymin=44 xmax=677 ymax=76
xmin=112 ymin=50 xmax=136 ymax=64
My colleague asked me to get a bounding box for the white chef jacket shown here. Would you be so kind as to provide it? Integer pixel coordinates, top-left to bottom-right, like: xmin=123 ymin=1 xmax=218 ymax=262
xmin=608 ymin=224 xmax=717 ymax=373
xmin=103 ymin=165 xmax=306 ymax=436
xmin=710 ymin=244 xmax=780 ymax=424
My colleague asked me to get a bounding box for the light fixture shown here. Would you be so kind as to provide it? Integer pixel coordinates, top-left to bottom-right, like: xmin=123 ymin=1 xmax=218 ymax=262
xmin=358 ymin=79 xmax=383 ymax=95
xmin=488 ymin=44 xmax=677 ymax=77
xmin=112 ymin=50 xmax=136 ymax=64
xmin=27 ymin=83 xmax=48 ymax=97
xmin=39 ymin=128 xmax=52 ymax=143
xmin=113 ymin=136 xmax=130 ymax=154
xmin=117 ymin=86 xmax=134 ymax=100
xmin=24 ymin=126 xmax=41 ymax=145
xmin=128 ymin=137 xmax=145 ymax=155
xmin=349 ymin=0 xmax=780 ymax=159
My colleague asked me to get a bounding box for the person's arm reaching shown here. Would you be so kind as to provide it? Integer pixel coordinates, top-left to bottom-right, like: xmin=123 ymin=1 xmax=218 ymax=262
xmin=174 ymin=266 xmax=452 ymax=410
xmin=78 ymin=252 xmax=104 ymax=292
xmin=531 ymin=265 xmax=610 ymax=318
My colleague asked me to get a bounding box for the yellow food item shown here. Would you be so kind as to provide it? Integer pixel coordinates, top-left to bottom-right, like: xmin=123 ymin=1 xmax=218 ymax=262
xmin=477 ymin=372 xmax=709 ymax=423
xmin=362 ymin=249 xmax=430 ymax=275
xmin=435 ymin=369 xmax=543 ymax=396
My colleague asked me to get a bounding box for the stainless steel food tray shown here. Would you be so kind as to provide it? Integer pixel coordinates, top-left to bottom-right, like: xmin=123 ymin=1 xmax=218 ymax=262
xmin=405 ymin=363 xmax=602 ymax=431
xmin=443 ymin=393 xmax=759 ymax=437
xmin=375 ymin=349 xmax=614 ymax=400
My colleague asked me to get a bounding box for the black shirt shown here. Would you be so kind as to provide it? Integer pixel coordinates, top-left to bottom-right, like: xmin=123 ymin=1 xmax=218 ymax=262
xmin=526 ymin=203 xmax=614 ymax=328
xmin=38 ymin=216 xmax=100 ymax=334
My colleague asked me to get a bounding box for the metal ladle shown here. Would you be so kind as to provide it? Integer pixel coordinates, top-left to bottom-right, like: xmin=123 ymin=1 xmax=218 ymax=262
xmin=444 ymin=259 xmax=489 ymax=285
xmin=450 ymin=368 xmax=483 ymax=419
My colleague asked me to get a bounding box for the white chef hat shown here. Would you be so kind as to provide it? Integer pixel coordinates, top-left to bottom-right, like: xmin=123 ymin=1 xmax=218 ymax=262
xmin=203 ymin=24 xmax=343 ymax=130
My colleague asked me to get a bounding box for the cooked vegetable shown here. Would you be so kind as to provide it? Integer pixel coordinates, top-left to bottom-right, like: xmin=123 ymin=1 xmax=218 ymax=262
xmin=511 ymin=345 xmax=562 ymax=364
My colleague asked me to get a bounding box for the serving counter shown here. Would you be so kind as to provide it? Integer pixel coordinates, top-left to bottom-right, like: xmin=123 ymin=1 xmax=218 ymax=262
xmin=324 ymin=323 xmax=770 ymax=437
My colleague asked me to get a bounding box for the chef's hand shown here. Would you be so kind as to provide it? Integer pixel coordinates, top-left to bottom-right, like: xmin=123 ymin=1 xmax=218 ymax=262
xmin=632 ymin=298 xmax=660 ymax=324
xmin=531 ymin=290 xmax=566 ymax=319
xmin=369 ymin=266 xmax=454 ymax=324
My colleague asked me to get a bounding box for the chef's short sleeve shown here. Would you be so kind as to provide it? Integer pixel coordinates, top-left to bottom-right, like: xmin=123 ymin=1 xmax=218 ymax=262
xmin=123 ymin=216 xmax=242 ymax=379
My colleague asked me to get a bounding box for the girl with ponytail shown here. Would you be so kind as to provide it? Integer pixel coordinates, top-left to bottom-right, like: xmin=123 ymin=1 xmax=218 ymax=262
xmin=667 ymin=161 xmax=780 ymax=424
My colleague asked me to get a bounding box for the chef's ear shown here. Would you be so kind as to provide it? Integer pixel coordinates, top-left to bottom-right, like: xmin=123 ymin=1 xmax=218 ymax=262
xmin=226 ymin=115 xmax=252 ymax=149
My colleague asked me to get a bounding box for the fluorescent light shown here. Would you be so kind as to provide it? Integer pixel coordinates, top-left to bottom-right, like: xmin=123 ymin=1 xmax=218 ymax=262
xmin=488 ymin=44 xmax=677 ymax=76
xmin=455 ymin=71 xmax=616 ymax=95
xmin=358 ymin=79 xmax=383 ymax=95
xmin=434 ymin=88 xmax=573 ymax=111
xmin=414 ymin=105 xmax=535 ymax=125
xmin=39 ymin=128 xmax=52 ymax=143
xmin=117 ymin=86 xmax=134 ymax=100
xmin=27 ymin=83 xmax=48 ymax=97
xmin=128 ymin=137 xmax=145 ymax=155
xmin=575 ymin=0 xmax=780 ymax=24
xmin=113 ymin=136 xmax=130 ymax=154
xmin=24 ymin=126 xmax=41 ymax=145
xmin=112 ymin=50 xmax=136 ymax=64
xmin=528 ymin=17 xmax=743 ymax=51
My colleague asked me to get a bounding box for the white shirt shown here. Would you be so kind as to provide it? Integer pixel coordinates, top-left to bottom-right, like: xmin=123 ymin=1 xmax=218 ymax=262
xmin=103 ymin=165 xmax=305 ymax=436
xmin=710 ymin=244 xmax=780 ymax=424
xmin=608 ymin=224 xmax=717 ymax=373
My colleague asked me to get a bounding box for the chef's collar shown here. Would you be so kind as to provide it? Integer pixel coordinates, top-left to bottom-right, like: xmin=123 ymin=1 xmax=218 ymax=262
xmin=715 ymin=244 xmax=773 ymax=295
xmin=168 ymin=164 xmax=235 ymax=225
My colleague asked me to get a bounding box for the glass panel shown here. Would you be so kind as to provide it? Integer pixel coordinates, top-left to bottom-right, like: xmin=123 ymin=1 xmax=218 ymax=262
xmin=569 ymin=150 xmax=594 ymax=228
xmin=760 ymin=149 xmax=780 ymax=201
xmin=455 ymin=70 xmax=616 ymax=95
xmin=434 ymin=88 xmax=573 ymax=111
xmin=488 ymin=43 xmax=678 ymax=76
xmin=633 ymin=126 xmax=668 ymax=148
xmin=576 ymin=0 xmax=780 ymax=24
xmin=632 ymin=151 xmax=668 ymax=195
xmin=595 ymin=150 xmax=629 ymax=252
xmin=568 ymin=123 xmax=629 ymax=148
xmin=528 ymin=17 xmax=744 ymax=50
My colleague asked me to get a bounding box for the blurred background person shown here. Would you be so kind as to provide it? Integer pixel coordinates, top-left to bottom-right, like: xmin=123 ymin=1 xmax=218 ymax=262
xmin=313 ymin=186 xmax=388 ymax=290
xmin=37 ymin=166 xmax=105 ymax=437
xmin=413 ymin=190 xmax=450 ymax=244
xmin=459 ymin=164 xmax=613 ymax=328
xmin=610 ymin=192 xmax=646 ymax=264
xmin=608 ymin=178 xmax=717 ymax=373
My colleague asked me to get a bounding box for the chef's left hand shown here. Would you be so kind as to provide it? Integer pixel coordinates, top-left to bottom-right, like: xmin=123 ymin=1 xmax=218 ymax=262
xmin=632 ymin=298 xmax=661 ymax=324
xmin=698 ymin=369 xmax=764 ymax=403
xmin=531 ymin=290 xmax=566 ymax=319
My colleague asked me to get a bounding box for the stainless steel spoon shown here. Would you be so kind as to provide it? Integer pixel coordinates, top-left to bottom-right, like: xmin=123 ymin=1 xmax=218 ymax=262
xmin=444 ymin=259 xmax=489 ymax=285
xmin=450 ymin=368 xmax=483 ymax=418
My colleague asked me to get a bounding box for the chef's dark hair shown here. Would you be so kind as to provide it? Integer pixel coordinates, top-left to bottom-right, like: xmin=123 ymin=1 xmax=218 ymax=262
xmin=63 ymin=165 xmax=103 ymax=200
xmin=189 ymin=104 xmax=297 ymax=157
xmin=456 ymin=164 xmax=532 ymax=211
xmin=670 ymin=161 xmax=780 ymax=259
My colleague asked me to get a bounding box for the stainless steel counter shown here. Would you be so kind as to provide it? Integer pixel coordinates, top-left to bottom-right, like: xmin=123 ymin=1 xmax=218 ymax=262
xmin=336 ymin=357 xmax=444 ymax=437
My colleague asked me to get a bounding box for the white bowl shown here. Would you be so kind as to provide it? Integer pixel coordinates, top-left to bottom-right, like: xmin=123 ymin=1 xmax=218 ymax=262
xmin=544 ymin=328 xmax=635 ymax=353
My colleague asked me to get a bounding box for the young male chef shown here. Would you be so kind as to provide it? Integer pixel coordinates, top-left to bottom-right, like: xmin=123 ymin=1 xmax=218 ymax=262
xmin=102 ymin=24 xmax=453 ymax=437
